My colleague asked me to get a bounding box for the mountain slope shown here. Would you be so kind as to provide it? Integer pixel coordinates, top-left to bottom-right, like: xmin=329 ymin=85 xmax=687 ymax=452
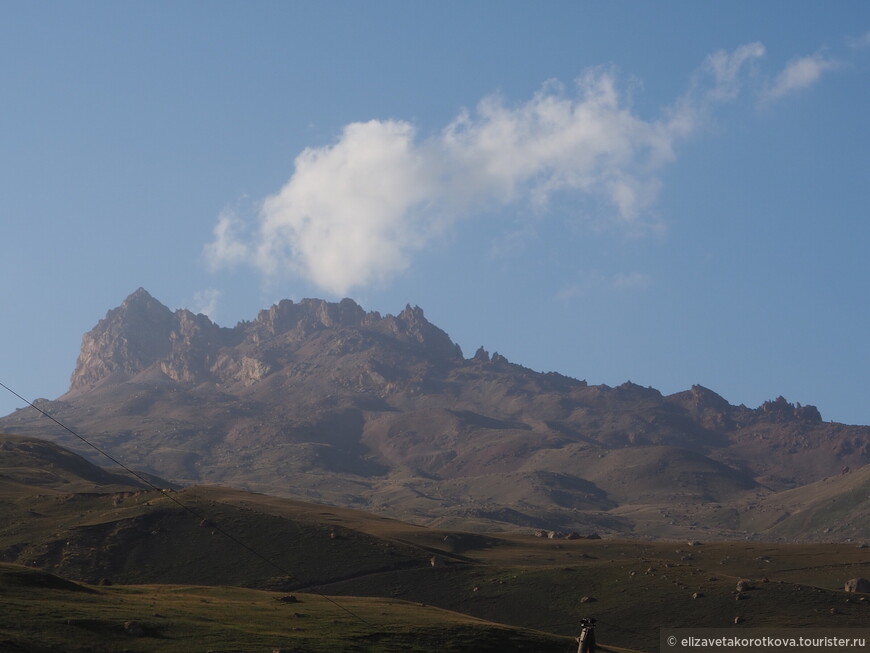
xmin=2 ymin=288 xmax=869 ymax=538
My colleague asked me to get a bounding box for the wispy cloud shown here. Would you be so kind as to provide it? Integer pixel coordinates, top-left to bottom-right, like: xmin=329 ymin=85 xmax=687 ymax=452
xmin=762 ymin=54 xmax=840 ymax=103
xmin=204 ymin=210 xmax=251 ymax=270
xmin=556 ymin=271 xmax=653 ymax=301
xmin=204 ymin=43 xmax=767 ymax=296
xmin=847 ymin=30 xmax=870 ymax=49
xmin=191 ymin=288 xmax=222 ymax=321
xmin=704 ymin=42 xmax=766 ymax=102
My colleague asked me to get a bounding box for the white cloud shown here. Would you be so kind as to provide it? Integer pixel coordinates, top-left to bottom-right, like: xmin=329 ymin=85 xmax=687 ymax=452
xmin=203 ymin=210 xmax=250 ymax=270
xmin=192 ymin=288 xmax=222 ymax=321
xmin=253 ymin=119 xmax=437 ymax=293
xmin=704 ymin=42 xmax=766 ymax=102
xmin=763 ymin=54 xmax=840 ymax=102
xmin=205 ymin=44 xmax=768 ymax=296
xmin=847 ymin=30 xmax=870 ymax=49
xmin=439 ymin=71 xmax=678 ymax=224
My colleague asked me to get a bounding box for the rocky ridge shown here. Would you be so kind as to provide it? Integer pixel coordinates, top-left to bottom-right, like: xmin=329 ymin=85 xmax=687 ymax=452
xmin=3 ymin=288 xmax=869 ymax=540
xmin=68 ymin=288 xmax=460 ymax=392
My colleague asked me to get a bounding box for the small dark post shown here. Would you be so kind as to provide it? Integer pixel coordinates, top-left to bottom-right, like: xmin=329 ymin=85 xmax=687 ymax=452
xmin=576 ymin=617 xmax=597 ymax=653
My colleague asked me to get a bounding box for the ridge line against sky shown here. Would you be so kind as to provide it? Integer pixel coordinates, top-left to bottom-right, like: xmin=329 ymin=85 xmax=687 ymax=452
xmin=1 ymin=3 xmax=868 ymax=426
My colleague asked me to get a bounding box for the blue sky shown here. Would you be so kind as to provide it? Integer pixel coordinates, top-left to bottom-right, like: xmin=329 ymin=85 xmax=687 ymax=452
xmin=2 ymin=2 xmax=869 ymax=425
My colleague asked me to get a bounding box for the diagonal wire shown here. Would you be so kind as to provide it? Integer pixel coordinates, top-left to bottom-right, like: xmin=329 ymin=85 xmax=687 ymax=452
xmin=0 ymin=379 xmax=375 ymax=627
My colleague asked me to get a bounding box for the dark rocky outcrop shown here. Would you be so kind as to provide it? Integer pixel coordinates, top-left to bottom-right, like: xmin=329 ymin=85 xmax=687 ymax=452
xmin=844 ymin=578 xmax=870 ymax=593
xmin=760 ymin=396 xmax=823 ymax=423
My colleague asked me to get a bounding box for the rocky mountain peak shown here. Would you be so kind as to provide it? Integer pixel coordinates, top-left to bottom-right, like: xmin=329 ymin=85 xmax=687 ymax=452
xmin=472 ymin=346 xmax=490 ymax=362
xmin=688 ymin=384 xmax=731 ymax=410
xmin=68 ymin=290 xmax=233 ymax=392
xmin=68 ymin=289 xmax=176 ymax=392
xmin=252 ymin=297 xmax=369 ymax=337
xmin=121 ymin=286 xmax=163 ymax=310
xmin=398 ymin=303 xmax=425 ymax=322
xmin=760 ymin=396 xmax=823 ymax=422
xmin=67 ymin=290 xmax=465 ymax=395
xmin=389 ymin=304 xmax=462 ymax=360
xmin=667 ymin=384 xmax=731 ymax=411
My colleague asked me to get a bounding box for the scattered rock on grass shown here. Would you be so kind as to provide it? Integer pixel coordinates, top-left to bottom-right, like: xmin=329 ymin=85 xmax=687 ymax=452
xmin=844 ymin=578 xmax=870 ymax=593
xmin=276 ymin=595 xmax=299 ymax=603
xmin=123 ymin=621 xmax=145 ymax=637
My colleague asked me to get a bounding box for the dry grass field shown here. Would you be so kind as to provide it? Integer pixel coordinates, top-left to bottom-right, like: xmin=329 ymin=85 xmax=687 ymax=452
xmin=0 ymin=563 xmax=577 ymax=652
xmin=2 ymin=483 xmax=868 ymax=651
xmin=1 ymin=435 xmax=868 ymax=652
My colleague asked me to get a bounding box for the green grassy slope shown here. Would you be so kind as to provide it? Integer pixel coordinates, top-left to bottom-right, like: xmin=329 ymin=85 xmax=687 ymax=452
xmin=306 ymin=537 xmax=870 ymax=652
xmin=738 ymin=464 xmax=870 ymax=541
xmin=2 ymin=440 xmax=868 ymax=653
xmin=0 ymin=487 xmax=436 ymax=588
xmin=0 ymin=434 xmax=150 ymax=495
xmin=0 ymin=563 xmax=575 ymax=653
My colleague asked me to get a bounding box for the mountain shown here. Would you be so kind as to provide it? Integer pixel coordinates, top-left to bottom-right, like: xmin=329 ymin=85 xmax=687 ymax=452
xmin=2 ymin=288 xmax=869 ymax=539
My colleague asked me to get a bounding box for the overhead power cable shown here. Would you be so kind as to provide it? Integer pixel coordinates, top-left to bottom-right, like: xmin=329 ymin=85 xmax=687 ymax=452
xmin=0 ymin=380 xmax=374 ymax=628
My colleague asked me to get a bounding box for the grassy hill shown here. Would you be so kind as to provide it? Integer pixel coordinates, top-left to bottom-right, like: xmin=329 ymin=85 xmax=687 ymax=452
xmin=2 ymin=433 xmax=869 ymax=652
xmin=0 ymin=563 xmax=576 ymax=653
xmin=3 ymin=482 xmax=869 ymax=651
xmin=737 ymin=464 xmax=870 ymax=542
xmin=0 ymin=434 xmax=153 ymax=495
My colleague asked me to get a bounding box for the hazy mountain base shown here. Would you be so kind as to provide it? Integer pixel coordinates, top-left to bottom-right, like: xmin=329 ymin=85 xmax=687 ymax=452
xmin=7 ymin=405 xmax=865 ymax=541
